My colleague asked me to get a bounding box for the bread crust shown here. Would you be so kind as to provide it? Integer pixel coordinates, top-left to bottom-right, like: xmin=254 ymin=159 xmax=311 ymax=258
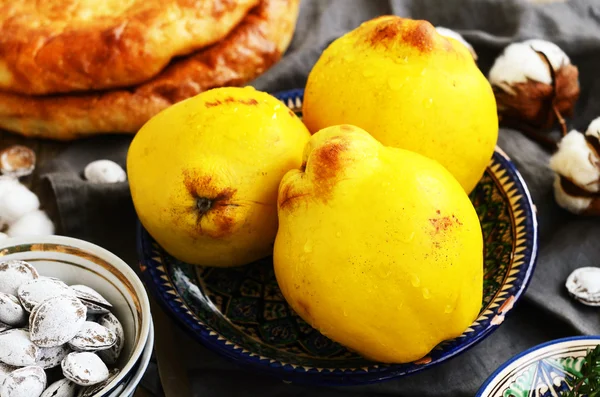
xmin=0 ymin=0 xmax=299 ymax=140
xmin=0 ymin=0 xmax=259 ymax=94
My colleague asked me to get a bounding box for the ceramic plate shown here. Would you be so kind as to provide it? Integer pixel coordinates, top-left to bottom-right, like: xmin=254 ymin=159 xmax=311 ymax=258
xmin=137 ymin=88 xmax=538 ymax=385
xmin=477 ymin=336 xmax=600 ymax=396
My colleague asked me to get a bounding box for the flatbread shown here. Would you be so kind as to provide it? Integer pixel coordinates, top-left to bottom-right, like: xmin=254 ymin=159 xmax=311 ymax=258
xmin=0 ymin=0 xmax=300 ymax=140
xmin=0 ymin=0 xmax=258 ymax=94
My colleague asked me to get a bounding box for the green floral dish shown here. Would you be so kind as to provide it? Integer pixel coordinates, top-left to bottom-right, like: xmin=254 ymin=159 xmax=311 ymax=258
xmin=477 ymin=336 xmax=600 ymax=396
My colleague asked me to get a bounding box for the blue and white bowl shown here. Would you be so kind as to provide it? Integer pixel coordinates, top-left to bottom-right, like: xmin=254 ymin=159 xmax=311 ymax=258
xmin=477 ymin=336 xmax=600 ymax=396
xmin=137 ymin=88 xmax=538 ymax=386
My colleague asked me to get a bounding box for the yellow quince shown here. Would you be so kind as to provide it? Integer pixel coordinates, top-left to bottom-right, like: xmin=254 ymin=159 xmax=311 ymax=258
xmin=303 ymin=16 xmax=498 ymax=193
xmin=274 ymin=124 xmax=483 ymax=363
xmin=128 ymin=86 xmax=310 ymax=267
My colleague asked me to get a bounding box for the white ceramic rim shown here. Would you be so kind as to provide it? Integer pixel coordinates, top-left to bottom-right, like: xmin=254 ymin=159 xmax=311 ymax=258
xmin=116 ymin=319 xmax=155 ymax=397
xmin=0 ymin=234 xmax=152 ymax=396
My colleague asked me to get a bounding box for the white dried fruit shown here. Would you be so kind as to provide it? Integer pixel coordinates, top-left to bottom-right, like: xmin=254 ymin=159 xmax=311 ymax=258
xmin=6 ymin=210 xmax=55 ymax=238
xmin=96 ymin=313 xmax=123 ymax=365
xmin=36 ymin=344 xmax=71 ymax=370
xmin=69 ymin=286 xmax=111 ymax=309
xmin=77 ymin=368 xmax=119 ymax=397
xmin=0 ymin=181 xmax=40 ymax=226
xmin=0 ymin=362 xmax=16 ymax=386
xmin=61 ymin=352 xmax=109 ymax=386
xmin=0 ymin=260 xmax=39 ymax=296
xmin=566 ymin=267 xmax=600 ymax=306
xmin=435 ymin=26 xmax=477 ymax=60
xmin=18 ymin=278 xmax=77 ymax=313
xmin=29 ymin=296 xmax=86 ymax=348
xmin=0 ymin=146 xmax=36 ymax=178
xmin=76 ymin=301 xmax=109 ymax=316
xmin=68 ymin=322 xmax=116 ymax=352
xmin=0 ymin=329 xmax=39 ymax=367
xmin=69 ymin=285 xmax=111 ymax=315
xmin=0 ymin=365 xmax=46 ymax=397
xmin=40 ymin=378 xmax=78 ymax=397
xmin=83 ymin=160 xmax=126 ymax=184
xmin=0 ymin=293 xmax=26 ymax=326
xmin=0 ymin=261 xmax=124 ymax=396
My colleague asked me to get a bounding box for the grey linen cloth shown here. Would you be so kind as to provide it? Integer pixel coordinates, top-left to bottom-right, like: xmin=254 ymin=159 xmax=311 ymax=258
xmin=38 ymin=0 xmax=600 ymax=395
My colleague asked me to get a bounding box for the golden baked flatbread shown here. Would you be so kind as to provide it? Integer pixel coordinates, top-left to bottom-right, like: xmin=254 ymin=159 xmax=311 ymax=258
xmin=0 ymin=0 xmax=299 ymax=140
xmin=0 ymin=0 xmax=258 ymax=94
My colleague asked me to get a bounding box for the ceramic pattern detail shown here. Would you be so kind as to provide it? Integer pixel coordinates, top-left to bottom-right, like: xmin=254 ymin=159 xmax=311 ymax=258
xmin=137 ymin=89 xmax=538 ymax=385
xmin=469 ymin=172 xmax=513 ymax=309
xmin=493 ymin=354 xmax=587 ymax=396
xmin=502 ymin=363 xmax=536 ymax=397
xmin=477 ymin=337 xmax=600 ymax=397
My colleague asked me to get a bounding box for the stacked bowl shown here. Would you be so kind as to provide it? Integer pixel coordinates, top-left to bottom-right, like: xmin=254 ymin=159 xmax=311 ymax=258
xmin=0 ymin=235 xmax=153 ymax=396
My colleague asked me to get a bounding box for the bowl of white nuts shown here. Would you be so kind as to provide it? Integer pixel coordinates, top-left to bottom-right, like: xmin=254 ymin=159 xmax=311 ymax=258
xmin=0 ymin=235 xmax=152 ymax=397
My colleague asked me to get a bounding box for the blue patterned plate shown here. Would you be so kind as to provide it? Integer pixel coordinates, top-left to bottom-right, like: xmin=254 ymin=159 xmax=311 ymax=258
xmin=136 ymin=88 xmax=538 ymax=385
xmin=477 ymin=336 xmax=600 ymax=396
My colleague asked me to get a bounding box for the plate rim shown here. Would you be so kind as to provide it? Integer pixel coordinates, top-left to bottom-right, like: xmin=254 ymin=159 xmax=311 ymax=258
xmin=136 ymin=88 xmax=539 ymax=385
xmin=475 ymin=335 xmax=600 ymax=397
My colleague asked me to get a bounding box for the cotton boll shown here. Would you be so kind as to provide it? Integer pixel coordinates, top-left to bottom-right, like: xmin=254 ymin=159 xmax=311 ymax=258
xmin=522 ymin=39 xmax=570 ymax=71
xmin=549 ymin=130 xmax=600 ymax=193
xmin=550 ymin=128 xmax=600 ymax=216
xmin=552 ymin=175 xmax=594 ymax=214
xmin=7 ymin=210 xmax=55 ymax=237
xmin=586 ymin=117 xmax=600 ymax=138
xmin=488 ymin=41 xmax=554 ymax=90
xmin=488 ymin=39 xmax=579 ymax=137
xmin=488 ymin=39 xmax=570 ymax=88
xmin=0 ymin=180 xmax=40 ymax=226
xmin=84 ymin=160 xmax=127 ymax=184
xmin=0 ymin=232 xmax=7 ymax=241
xmin=0 ymin=176 xmax=21 ymax=227
xmin=435 ymin=27 xmax=477 ymax=60
xmin=0 ymin=177 xmax=20 ymax=198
